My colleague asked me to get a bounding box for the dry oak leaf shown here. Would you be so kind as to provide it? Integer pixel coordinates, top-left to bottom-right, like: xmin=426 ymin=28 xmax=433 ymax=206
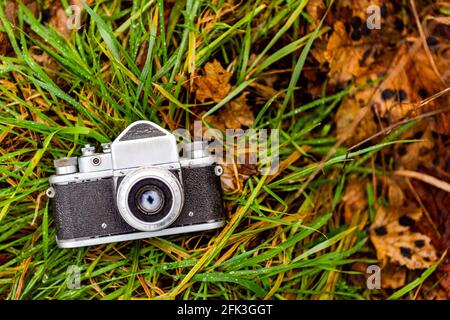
xmin=194 ymin=60 xmax=232 ymax=103
xmin=324 ymin=21 xmax=365 ymax=85
xmin=369 ymin=205 xmax=438 ymax=269
xmin=194 ymin=60 xmax=254 ymax=131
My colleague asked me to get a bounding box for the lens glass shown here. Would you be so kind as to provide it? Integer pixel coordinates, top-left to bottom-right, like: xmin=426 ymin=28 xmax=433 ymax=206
xmin=136 ymin=186 xmax=165 ymax=214
xmin=127 ymin=177 xmax=174 ymax=224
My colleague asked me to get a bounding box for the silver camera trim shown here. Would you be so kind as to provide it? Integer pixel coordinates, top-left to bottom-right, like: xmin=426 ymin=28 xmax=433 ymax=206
xmin=56 ymin=220 xmax=225 ymax=248
xmin=116 ymin=167 xmax=184 ymax=232
xmin=111 ymin=121 xmax=179 ymax=170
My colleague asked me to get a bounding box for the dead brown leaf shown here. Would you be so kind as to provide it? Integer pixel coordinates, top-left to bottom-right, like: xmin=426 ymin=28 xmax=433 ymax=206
xmin=48 ymin=0 xmax=94 ymax=38
xmin=342 ymin=179 xmax=368 ymax=224
xmin=370 ymin=204 xmax=438 ymax=269
xmin=29 ymin=45 xmax=68 ymax=87
xmin=219 ymin=162 xmax=258 ymax=194
xmin=339 ymin=0 xmax=382 ymax=12
xmin=306 ymin=0 xmax=326 ymax=26
xmin=206 ymin=93 xmax=254 ymax=131
xmin=324 ymin=21 xmax=365 ymax=85
xmin=194 ymin=60 xmax=254 ymax=131
xmin=4 ymin=0 xmax=17 ymax=24
xmin=422 ymin=281 xmax=449 ymax=300
xmin=369 ymin=38 xmax=450 ymax=129
xmin=336 ymin=91 xmax=377 ymax=146
xmin=381 ymin=264 xmax=406 ymax=289
xmin=192 ymin=60 xmax=257 ymax=193
xmin=385 ymin=177 xmax=406 ymax=208
xmin=398 ymin=128 xmax=435 ymax=171
xmin=4 ymin=0 xmax=38 ymax=25
xmin=194 ymin=59 xmax=232 ymax=103
xmin=48 ymin=6 xmax=72 ymax=39
xmin=29 ymin=46 xmax=56 ymax=68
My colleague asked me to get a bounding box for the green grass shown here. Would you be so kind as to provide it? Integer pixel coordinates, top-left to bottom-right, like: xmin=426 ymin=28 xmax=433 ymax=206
xmin=0 ymin=0 xmax=440 ymax=300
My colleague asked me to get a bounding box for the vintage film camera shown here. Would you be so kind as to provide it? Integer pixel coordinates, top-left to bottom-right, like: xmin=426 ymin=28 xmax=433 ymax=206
xmin=47 ymin=121 xmax=225 ymax=248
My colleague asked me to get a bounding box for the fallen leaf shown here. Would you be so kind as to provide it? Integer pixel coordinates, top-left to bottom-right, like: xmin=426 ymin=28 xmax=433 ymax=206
xmin=324 ymin=21 xmax=365 ymax=85
xmin=206 ymin=93 xmax=254 ymax=131
xmin=381 ymin=264 xmax=406 ymax=289
xmin=336 ymin=91 xmax=377 ymax=146
xmin=369 ymin=204 xmax=438 ymax=269
xmin=4 ymin=0 xmax=38 ymax=25
xmin=408 ymin=176 xmax=450 ymax=297
xmin=194 ymin=59 xmax=232 ymax=103
xmin=29 ymin=45 xmax=68 ymax=87
xmin=48 ymin=6 xmax=72 ymax=38
xmin=385 ymin=177 xmax=405 ymax=208
xmin=136 ymin=41 xmax=149 ymax=70
xmin=0 ymin=253 xmax=9 ymax=265
xmin=4 ymin=0 xmax=18 ymax=24
xmin=406 ymin=43 xmax=450 ymax=134
xmin=422 ymin=282 xmax=449 ymax=300
xmin=49 ymin=0 xmax=93 ymax=38
xmin=306 ymin=0 xmax=326 ymax=27
xmin=194 ymin=61 xmax=254 ymax=131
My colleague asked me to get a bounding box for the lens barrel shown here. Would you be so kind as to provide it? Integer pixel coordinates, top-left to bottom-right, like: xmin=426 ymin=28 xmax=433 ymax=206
xmin=116 ymin=167 xmax=184 ymax=231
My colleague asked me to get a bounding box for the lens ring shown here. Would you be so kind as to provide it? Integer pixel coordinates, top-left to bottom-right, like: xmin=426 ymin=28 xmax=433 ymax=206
xmin=116 ymin=167 xmax=184 ymax=231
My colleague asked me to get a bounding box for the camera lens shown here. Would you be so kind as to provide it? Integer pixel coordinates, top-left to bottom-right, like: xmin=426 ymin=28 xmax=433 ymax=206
xmin=116 ymin=167 xmax=184 ymax=232
xmin=136 ymin=186 xmax=165 ymax=214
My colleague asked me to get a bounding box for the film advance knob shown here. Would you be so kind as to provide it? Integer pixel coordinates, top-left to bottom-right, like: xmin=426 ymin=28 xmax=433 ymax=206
xmin=101 ymin=142 xmax=112 ymax=153
xmin=81 ymin=144 xmax=95 ymax=156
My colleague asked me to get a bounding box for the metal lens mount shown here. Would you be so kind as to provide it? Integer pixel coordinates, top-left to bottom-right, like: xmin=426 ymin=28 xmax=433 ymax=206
xmin=116 ymin=167 xmax=184 ymax=232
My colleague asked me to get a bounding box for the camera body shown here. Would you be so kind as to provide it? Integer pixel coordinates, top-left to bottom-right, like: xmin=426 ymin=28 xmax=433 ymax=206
xmin=48 ymin=121 xmax=225 ymax=248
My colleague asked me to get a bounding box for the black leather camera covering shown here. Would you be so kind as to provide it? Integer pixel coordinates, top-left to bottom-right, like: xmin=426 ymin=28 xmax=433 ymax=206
xmin=53 ymin=165 xmax=224 ymax=240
